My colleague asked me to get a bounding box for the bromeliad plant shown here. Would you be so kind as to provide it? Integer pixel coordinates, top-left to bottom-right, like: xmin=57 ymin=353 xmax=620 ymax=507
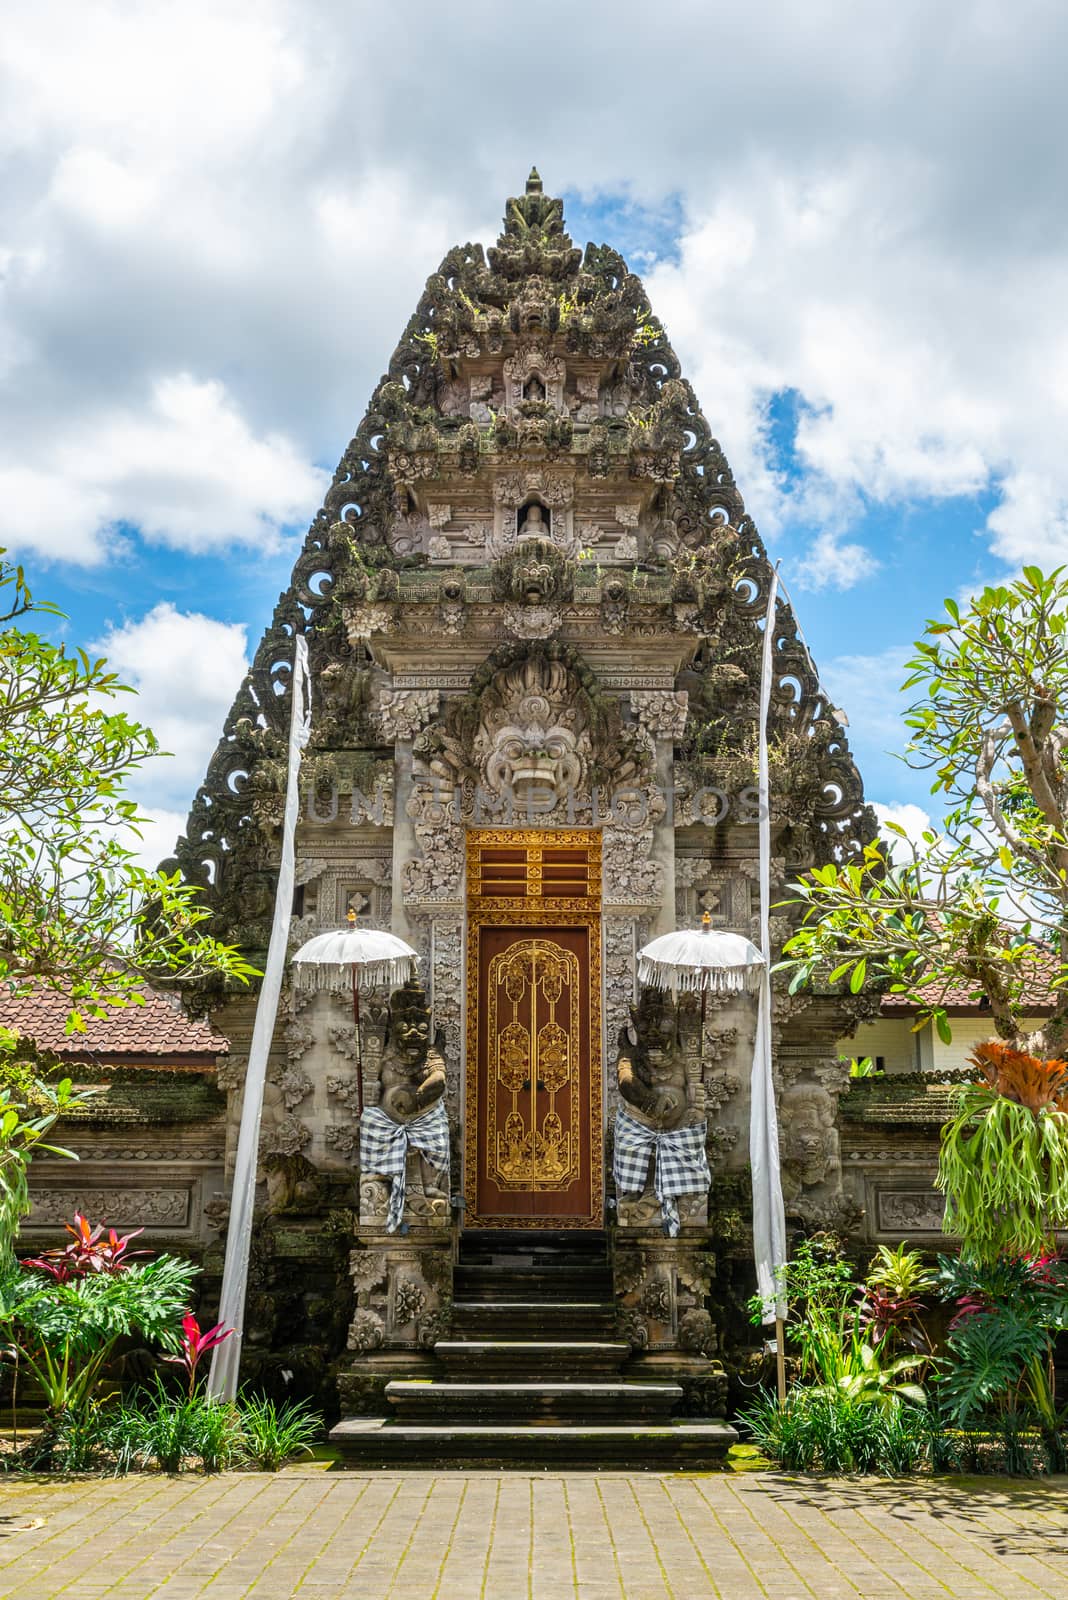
xmin=937 ymin=1042 xmax=1068 ymax=1260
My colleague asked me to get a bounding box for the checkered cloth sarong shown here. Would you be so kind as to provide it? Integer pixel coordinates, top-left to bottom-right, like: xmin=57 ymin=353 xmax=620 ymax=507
xmin=359 ymin=1101 xmax=450 ymax=1233
xmin=612 ymin=1108 xmax=710 ymax=1237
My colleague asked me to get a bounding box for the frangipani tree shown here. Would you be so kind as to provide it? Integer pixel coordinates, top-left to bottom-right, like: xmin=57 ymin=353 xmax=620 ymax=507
xmin=783 ymin=567 xmax=1068 ymax=1050
xmin=0 ymin=550 xmax=257 ymax=1254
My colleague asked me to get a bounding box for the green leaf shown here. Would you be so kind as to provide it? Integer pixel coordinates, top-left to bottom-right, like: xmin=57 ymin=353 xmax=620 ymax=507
xmin=849 ymin=959 xmax=867 ymax=993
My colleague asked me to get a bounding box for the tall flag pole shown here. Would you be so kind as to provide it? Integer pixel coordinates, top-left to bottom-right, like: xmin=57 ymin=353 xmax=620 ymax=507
xmin=208 ymin=636 xmax=312 ymax=1402
xmin=751 ymin=564 xmax=788 ymax=1400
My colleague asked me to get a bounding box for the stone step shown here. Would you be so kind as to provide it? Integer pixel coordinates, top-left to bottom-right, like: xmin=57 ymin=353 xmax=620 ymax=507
xmin=458 ymin=1228 xmax=609 ymax=1259
xmin=386 ymin=1380 xmax=681 ymax=1422
xmin=330 ymin=1417 xmax=738 ymax=1470
xmin=450 ymin=1300 xmax=617 ymax=1336
xmin=453 ymin=1265 xmax=613 ymax=1299
xmin=434 ymin=1339 xmax=630 ymax=1376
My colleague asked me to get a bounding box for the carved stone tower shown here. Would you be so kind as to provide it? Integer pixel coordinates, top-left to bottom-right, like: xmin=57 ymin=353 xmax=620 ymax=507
xmin=172 ymin=172 xmax=876 ymax=1418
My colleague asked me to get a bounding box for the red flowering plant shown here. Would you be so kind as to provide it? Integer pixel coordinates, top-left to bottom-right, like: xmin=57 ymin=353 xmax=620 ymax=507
xmin=161 ymin=1312 xmax=233 ymax=1396
xmin=21 ymin=1213 xmax=146 ymax=1282
xmin=2 ymin=1213 xmax=198 ymax=1432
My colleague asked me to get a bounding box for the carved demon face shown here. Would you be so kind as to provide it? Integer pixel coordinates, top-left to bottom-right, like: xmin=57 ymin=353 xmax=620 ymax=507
xmin=781 ymin=1085 xmax=838 ymax=1187
xmin=510 ymin=548 xmax=556 ymax=605
xmin=394 ymin=1014 xmax=430 ymax=1066
xmin=485 ymin=716 xmax=583 ymax=804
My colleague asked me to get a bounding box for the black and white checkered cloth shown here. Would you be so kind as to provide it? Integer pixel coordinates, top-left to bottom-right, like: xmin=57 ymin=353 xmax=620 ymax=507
xmin=612 ymin=1108 xmax=710 ymax=1237
xmin=359 ymin=1101 xmax=450 ymax=1233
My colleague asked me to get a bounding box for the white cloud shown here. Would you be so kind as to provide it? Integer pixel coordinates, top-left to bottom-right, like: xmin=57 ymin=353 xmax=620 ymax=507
xmin=2 ymin=0 xmax=1068 ymax=583
xmin=121 ymin=807 xmax=188 ymax=873
xmin=0 ymin=375 xmax=327 ymax=565
xmin=871 ymin=801 xmax=935 ymax=862
xmin=793 ymin=529 xmax=879 ymax=592
xmin=819 ymin=646 xmax=913 ymax=754
xmin=91 ymin=604 xmax=249 ymax=812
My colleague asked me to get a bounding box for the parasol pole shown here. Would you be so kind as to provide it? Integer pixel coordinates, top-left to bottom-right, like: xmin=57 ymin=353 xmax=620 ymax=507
xmin=753 ymin=563 xmax=789 ymax=1402
xmin=209 ymin=634 xmax=312 ymax=1402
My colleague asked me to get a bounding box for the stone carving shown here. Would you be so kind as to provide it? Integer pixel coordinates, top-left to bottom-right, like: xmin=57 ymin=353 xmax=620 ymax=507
xmin=260 ymin=1112 xmax=312 ymax=1159
xmin=600 ymin=575 xmax=630 ymax=635
xmin=631 ymin=690 xmax=688 ymax=741
xmin=780 ymin=1082 xmax=841 ymax=1213
xmin=270 ymin=1063 xmax=313 ymax=1112
xmin=601 ymin=825 xmax=663 ymax=908
xmin=376 ymin=688 xmax=439 ymax=743
xmin=504 ymin=345 xmax=565 ymax=410
xmin=27 ymin=1189 xmax=190 ymax=1228
xmin=360 ymin=978 xmax=449 ymax=1225
xmin=517 ymin=502 xmax=552 ymax=540
xmin=617 ymin=989 xmax=690 ymax=1131
xmin=493 ymin=539 xmax=574 ymax=641
xmin=678 ymin=1308 xmax=718 ymax=1358
xmin=347 ymin=1308 xmax=385 ymax=1353
xmin=345 ymin=602 xmax=397 ymax=640
xmin=876 ymin=1191 xmax=947 ymax=1234
xmin=325 ymin=1124 xmax=359 ymax=1157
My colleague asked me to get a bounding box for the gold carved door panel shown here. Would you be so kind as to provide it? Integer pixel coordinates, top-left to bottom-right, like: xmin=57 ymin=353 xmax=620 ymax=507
xmin=465 ymin=830 xmax=602 ymax=1230
xmin=472 ymin=925 xmax=595 ymax=1223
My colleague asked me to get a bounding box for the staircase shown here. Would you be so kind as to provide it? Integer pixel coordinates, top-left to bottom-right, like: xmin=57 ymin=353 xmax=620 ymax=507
xmin=331 ymin=1231 xmax=736 ymax=1468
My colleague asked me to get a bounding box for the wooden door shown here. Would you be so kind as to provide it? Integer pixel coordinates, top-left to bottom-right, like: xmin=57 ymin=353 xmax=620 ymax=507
xmin=474 ymin=926 xmax=594 ymax=1222
xmin=465 ymin=831 xmax=603 ymax=1229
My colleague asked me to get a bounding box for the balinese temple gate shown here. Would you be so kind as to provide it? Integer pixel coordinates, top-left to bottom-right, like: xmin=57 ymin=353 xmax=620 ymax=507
xmin=171 ymin=173 xmax=877 ymax=1459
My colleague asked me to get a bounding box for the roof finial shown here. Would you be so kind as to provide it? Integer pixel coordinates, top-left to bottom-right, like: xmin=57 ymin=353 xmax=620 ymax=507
xmin=526 ymin=166 xmax=543 ymax=195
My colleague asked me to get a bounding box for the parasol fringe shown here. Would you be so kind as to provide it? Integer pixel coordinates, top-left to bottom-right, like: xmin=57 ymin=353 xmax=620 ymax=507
xmin=637 ymin=957 xmax=762 ymax=995
xmin=293 ymin=957 xmax=417 ymax=992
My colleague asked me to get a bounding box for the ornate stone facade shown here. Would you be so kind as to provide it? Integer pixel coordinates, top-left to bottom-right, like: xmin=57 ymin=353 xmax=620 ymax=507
xmin=168 ymin=172 xmax=882 ymax=1409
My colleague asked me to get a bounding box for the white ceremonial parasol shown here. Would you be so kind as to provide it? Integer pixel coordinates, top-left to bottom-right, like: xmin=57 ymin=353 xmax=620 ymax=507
xmin=637 ymin=911 xmax=764 ymax=1026
xmin=638 ymin=913 xmax=764 ymax=997
xmin=292 ymin=910 xmax=419 ymax=1117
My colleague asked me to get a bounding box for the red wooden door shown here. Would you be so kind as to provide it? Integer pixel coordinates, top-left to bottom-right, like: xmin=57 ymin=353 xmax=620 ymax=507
xmin=471 ymin=924 xmax=598 ymax=1226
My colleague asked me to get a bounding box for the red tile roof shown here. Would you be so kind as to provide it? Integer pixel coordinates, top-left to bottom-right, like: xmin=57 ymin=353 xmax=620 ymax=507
xmin=880 ymin=947 xmax=1058 ymax=1015
xmin=0 ymin=984 xmax=226 ymax=1060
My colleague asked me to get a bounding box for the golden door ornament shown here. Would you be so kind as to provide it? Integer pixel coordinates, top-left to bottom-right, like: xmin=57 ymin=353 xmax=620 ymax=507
xmin=486 ymin=938 xmax=581 ymax=1191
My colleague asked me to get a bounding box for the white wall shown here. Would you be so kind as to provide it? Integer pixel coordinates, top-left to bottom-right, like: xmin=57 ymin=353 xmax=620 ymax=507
xmin=840 ymin=1017 xmax=918 ymax=1074
xmin=838 ymin=1014 xmax=1048 ymax=1074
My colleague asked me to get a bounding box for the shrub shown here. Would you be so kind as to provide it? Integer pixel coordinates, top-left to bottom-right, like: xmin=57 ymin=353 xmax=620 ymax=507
xmin=741 ymin=1388 xmax=931 ymax=1476
xmin=238 ymin=1395 xmax=323 ymax=1471
xmin=101 ymin=1383 xmax=242 ymax=1474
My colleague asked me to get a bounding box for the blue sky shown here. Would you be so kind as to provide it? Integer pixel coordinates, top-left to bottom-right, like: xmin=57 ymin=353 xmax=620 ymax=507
xmin=4 ymin=0 xmax=1067 ymax=863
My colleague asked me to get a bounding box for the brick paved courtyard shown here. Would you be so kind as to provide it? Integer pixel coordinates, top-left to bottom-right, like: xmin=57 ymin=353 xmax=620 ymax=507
xmin=0 ymin=1469 xmax=1066 ymax=1599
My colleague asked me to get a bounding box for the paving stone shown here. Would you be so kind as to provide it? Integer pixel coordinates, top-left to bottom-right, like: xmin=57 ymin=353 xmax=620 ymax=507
xmin=0 ymin=1471 xmax=1066 ymax=1599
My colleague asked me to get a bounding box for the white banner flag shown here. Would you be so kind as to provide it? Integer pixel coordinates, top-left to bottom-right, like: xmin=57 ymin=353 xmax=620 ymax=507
xmin=209 ymin=635 xmax=312 ymax=1401
xmin=751 ymin=569 xmax=788 ymax=1324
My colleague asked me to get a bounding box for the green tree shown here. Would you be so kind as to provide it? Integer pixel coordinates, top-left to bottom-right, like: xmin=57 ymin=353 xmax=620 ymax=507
xmin=782 ymin=567 xmax=1068 ymax=1048
xmin=0 ymin=550 xmax=256 ymax=1024
xmin=0 ymin=550 xmax=256 ymax=1252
